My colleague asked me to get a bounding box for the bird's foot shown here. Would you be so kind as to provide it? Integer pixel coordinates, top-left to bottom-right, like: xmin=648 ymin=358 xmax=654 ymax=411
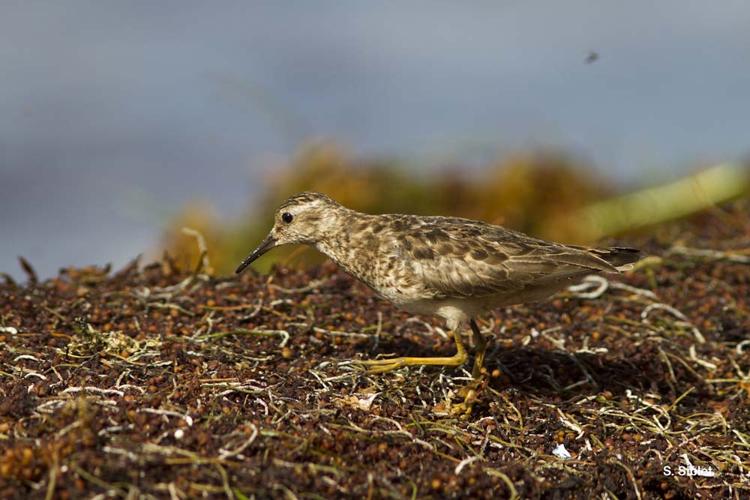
xmin=355 ymin=353 xmax=467 ymax=374
xmin=449 ymin=390 xmax=478 ymax=418
xmin=449 ymin=372 xmax=489 ymax=418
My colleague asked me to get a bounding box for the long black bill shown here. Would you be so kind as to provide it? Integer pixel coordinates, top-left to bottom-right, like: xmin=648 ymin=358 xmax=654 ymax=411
xmin=235 ymin=235 xmax=277 ymax=274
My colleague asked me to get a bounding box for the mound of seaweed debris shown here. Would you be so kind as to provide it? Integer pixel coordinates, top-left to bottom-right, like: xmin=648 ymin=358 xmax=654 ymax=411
xmin=1 ymin=202 xmax=749 ymax=499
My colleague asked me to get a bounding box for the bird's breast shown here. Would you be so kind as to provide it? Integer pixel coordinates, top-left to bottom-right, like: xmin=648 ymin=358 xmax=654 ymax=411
xmin=320 ymin=234 xmax=427 ymax=303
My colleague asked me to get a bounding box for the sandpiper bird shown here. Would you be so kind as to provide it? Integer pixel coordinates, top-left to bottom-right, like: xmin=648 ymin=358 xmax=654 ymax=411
xmin=236 ymin=192 xmax=640 ymax=411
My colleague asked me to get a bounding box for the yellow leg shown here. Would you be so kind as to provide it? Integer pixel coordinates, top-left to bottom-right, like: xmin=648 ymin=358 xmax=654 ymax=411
xmin=357 ymin=328 xmax=468 ymax=373
xmin=451 ymin=319 xmax=490 ymax=418
xmin=470 ymin=319 xmax=488 ymax=379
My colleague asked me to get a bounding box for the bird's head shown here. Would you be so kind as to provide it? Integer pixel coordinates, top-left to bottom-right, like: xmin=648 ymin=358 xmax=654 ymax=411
xmin=235 ymin=192 xmax=342 ymax=273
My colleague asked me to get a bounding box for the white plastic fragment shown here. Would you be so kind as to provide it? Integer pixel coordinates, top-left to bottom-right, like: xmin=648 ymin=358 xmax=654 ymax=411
xmin=552 ymin=443 xmax=572 ymax=460
xmin=0 ymin=326 xmax=18 ymax=335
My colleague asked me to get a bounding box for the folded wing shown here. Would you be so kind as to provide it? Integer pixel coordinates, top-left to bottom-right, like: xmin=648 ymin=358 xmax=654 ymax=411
xmin=401 ymin=218 xmax=637 ymax=300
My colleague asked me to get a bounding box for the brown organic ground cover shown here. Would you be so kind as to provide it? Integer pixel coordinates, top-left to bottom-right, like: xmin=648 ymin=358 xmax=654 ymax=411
xmin=1 ymin=203 xmax=749 ymax=499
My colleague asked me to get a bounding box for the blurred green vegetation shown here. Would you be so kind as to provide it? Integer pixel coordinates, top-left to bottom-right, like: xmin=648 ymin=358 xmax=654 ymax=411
xmin=161 ymin=142 xmax=749 ymax=275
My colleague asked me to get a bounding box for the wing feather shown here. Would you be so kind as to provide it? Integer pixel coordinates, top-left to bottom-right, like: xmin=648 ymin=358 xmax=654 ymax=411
xmin=400 ymin=217 xmax=620 ymax=299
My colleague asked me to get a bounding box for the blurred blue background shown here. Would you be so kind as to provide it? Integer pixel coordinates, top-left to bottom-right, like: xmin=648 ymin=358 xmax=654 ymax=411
xmin=2 ymin=1 xmax=749 ymax=278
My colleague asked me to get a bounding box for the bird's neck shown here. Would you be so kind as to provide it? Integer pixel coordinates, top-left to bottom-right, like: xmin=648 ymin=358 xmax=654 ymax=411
xmin=314 ymin=209 xmax=375 ymax=274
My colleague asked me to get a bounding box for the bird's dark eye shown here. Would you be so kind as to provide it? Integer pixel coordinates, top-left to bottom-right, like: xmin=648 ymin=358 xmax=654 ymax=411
xmin=281 ymin=212 xmax=294 ymax=223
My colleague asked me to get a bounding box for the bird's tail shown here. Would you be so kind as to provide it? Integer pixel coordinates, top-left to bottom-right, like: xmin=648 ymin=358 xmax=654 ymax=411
xmin=591 ymin=247 xmax=642 ymax=271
